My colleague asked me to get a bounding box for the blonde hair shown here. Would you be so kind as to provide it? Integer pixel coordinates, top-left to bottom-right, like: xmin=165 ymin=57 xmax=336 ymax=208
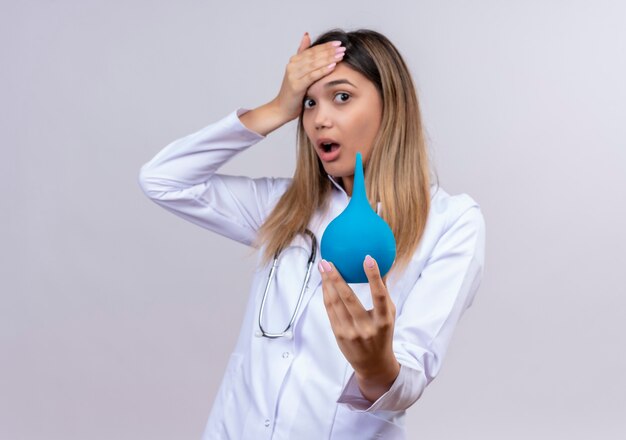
xmin=255 ymin=28 xmax=434 ymax=276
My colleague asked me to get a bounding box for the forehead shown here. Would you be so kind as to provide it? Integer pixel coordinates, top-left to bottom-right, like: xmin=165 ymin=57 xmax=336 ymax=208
xmin=306 ymin=63 xmax=372 ymax=95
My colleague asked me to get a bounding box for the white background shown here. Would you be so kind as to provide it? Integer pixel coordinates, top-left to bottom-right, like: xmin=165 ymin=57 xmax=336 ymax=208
xmin=2 ymin=1 xmax=625 ymax=438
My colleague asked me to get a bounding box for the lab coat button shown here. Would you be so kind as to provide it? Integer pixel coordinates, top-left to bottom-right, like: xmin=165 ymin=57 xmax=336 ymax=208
xmin=282 ymin=351 xmax=290 ymax=359
xmin=264 ymin=418 xmax=271 ymax=427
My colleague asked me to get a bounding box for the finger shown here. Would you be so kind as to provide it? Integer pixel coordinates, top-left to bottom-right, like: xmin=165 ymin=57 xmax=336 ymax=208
xmin=302 ymin=41 xmax=345 ymax=62
xmin=296 ymin=32 xmax=311 ymax=54
xmin=324 ymin=261 xmax=369 ymax=323
xmin=363 ymin=255 xmax=392 ymax=317
xmin=319 ymin=260 xmax=354 ymax=326
xmin=299 ymin=39 xmax=342 ymax=59
xmin=306 ymin=45 xmax=346 ymax=73
xmin=321 ymin=281 xmax=342 ymax=331
xmin=382 ymin=273 xmax=389 ymax=285
xmin=292 ymin=41 xmax=345 ymax=79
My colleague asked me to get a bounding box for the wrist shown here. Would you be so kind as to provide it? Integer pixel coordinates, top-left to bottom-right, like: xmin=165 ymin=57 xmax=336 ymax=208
xmin=355 ymin=359 xmax=400 ymax=385
xmin=239 ymin=100 xmax=292 ymax=137
xmin=354 ymin=357 xmax=401 ymax=403
xmin=267 ymin=97 xmax=298 ymax=125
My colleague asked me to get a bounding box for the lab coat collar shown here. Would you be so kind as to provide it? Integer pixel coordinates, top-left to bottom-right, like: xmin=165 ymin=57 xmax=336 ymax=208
xmin=327 ymin=174 xmax=346 ymax=195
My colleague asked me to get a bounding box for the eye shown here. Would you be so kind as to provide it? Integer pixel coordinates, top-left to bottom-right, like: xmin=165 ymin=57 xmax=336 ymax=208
xmin=303 ymin=98 xmax=315 ymax=109
xmin=334 ymin=92 xmax=351 ymax=103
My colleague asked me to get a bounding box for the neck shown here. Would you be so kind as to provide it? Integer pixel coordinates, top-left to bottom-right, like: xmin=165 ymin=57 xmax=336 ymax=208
xmin=340 ymin=176 xmax=354 ymax=197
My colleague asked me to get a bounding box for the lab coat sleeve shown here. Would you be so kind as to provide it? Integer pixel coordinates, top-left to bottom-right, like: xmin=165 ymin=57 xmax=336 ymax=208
xmin=337 ymin=203 xmax=486 ymax=412
xmin=337 ymin=363 xmax=424 ymax=412
xmin=138 ymin=108 xmax=286 ymax=246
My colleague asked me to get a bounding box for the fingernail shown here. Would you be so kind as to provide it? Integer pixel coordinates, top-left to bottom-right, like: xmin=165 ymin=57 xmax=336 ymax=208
xmin=327 ymin=62 xmax=337 ymax=70
xmin=331 ymin=41 xmax=342 ymax=47
xmin=321 ymin=259 xmax=333 ymax=272
xmin=318 ymin=261 xmax=325 ymax=273
xmin=365 ymin=255 xmax=375 ymax=268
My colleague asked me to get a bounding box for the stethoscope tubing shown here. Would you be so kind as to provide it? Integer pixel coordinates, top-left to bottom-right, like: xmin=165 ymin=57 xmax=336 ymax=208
xmin=257 ymin=229 xmax=317 ymax=338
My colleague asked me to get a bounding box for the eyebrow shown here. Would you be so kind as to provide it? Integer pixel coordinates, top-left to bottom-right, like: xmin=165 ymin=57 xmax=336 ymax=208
xmin=324 ymin=79 xmax=357 ymax=89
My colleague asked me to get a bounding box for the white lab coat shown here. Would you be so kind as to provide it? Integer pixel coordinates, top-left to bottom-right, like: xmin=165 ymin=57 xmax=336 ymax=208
xmin=138 ymin=108 xmax=486 ymax=440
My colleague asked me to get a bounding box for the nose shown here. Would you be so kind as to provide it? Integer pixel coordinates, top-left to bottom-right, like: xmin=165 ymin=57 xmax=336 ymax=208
xmin=313 ymin=103 xmax=332 ymax=130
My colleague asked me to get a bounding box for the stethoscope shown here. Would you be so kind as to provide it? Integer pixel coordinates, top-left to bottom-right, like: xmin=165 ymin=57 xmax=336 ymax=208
xmin=257 ymin=229 xmax=318 ymax=339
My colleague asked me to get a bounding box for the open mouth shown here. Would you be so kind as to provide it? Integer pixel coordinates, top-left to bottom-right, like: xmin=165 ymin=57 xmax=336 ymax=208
xmin=321 ymin=142 xmax=340 ymax=153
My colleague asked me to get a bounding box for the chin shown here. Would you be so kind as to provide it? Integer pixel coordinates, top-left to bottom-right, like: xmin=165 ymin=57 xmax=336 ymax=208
xmin=322 ymin=164 xmax=347 ymax=177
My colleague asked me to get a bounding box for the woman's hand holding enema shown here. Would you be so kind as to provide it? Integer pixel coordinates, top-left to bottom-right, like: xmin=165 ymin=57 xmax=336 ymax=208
xmin=318 ymin=256 xmax=401 ymax=403
xmin=239 ymin=33 xmax=346 ymax=136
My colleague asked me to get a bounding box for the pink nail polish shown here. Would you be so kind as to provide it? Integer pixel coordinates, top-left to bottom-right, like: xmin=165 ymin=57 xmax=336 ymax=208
xmin=318 ymin=261 xmax=325 ymax=273
xmin=327 ymin=62 xmax=336 ymax=70
xmin=321 ymin=260 xmax=333 ymax=272
xmin=365 ymin=255 xmax=375 ymax=268
xmin=331 ymin=41 xmax=342 ymax=47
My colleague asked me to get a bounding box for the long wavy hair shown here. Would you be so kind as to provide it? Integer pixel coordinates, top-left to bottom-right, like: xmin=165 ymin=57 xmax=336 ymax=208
xmin=254 ymin=28 xmax=435 ymax=276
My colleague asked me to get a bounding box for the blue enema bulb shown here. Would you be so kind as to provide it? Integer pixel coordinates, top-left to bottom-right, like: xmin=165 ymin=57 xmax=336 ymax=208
xmin=320 ymin=152 xmax=397 ymax=283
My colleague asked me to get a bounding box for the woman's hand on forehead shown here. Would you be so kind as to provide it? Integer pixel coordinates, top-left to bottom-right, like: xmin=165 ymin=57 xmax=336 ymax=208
xmin=270 ymin=33 xmax=347 ymax=122
xmin=239 ymin=33 xmax=347 ymax=136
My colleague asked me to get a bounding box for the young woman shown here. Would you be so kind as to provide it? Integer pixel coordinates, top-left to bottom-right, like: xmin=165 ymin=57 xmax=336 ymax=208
xmin=139 ymin=28 xmax=486 ymax=440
